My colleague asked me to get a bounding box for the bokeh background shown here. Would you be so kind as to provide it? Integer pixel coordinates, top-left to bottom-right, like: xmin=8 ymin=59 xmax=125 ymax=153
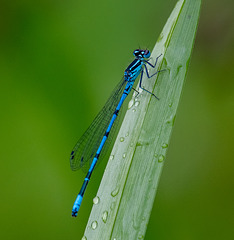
xmin=0 ymin=0 xmax=233 ymax=239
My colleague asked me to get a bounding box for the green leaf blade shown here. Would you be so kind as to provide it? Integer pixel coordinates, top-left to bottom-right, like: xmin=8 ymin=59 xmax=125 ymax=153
xmin=82 ymin=0 xmax=201 ymax=239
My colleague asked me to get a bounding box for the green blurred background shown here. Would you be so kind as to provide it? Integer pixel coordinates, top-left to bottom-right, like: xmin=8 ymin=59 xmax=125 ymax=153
xmin=0 ymin=0 xmax=233 ymax=239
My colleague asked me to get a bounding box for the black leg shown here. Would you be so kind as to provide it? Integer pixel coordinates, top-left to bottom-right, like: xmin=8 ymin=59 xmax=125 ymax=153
xmin=139 ymin=70 xmax=159 ymax=100
xmin=132 ymin=87 xmax=140 ymax=97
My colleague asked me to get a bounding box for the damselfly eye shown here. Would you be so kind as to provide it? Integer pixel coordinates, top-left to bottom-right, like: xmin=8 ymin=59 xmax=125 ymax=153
xmin=133 ymin=49 xmax=139 ymax=56
xmin=144 ymin=50 xmax=151 ymax=58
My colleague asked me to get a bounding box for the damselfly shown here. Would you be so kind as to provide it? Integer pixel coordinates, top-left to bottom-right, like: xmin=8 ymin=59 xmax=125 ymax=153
xmin=70 ymin=49 xmax=163 ymax=217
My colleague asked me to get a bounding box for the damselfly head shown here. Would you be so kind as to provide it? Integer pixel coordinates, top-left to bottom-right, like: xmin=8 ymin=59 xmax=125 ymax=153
xmin=133 ymin=49 xmax=151 ymax=59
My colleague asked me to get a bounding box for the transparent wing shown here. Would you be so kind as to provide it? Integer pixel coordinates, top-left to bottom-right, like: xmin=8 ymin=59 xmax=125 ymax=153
xmin=70 ymin=78 xmax=127 ymax=171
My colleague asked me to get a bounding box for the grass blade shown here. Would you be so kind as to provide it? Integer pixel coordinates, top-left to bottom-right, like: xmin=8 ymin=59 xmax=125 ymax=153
xmin=82 ymin=0 xmax=201 ymax=239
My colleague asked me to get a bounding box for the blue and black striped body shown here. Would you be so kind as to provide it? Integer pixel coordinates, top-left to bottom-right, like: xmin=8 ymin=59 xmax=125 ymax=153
xmin=70 ymin=49 xmax=163 ymax=217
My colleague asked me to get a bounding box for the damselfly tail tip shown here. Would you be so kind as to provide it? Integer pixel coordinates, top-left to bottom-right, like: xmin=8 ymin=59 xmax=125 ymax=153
xmin=71 ymin=209 xmax=78 ymax=217
xmin=72 ymin=195 xmax=83 ymax=217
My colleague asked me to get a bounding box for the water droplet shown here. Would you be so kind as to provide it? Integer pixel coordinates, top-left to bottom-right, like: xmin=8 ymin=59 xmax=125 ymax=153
xmin=162 ymin=143 xmax=168 ymax=148
xmin=122 ymin=153 xmax=126 ymax=158
xmin=120 ymin=137 xmax=125 ymax=142
xmin=134 ymin=101 xmax=140 ymax=107
xmin=110 ymin=201 xmax=115 ymax=210
xmin=125 ymin=132 xmax=129 ymax=137
xmin=154 ymin=153 xmax=158 ymax=158
xmin=102 ymin=211 xmax=108 ymax=223
xmin=136 ymin=141 xmax=142 ymax=146
xmin=176 ymin=65 xmax=182 ymax=76
xmin=158 ymin=32 xmax=164 ymax=42
xmin=111 ymin=186 xmax=119 ymax=197
xmin=113 ymin=238 xmax=117 ymax=240
xmin=148 ymin=178 xmax=152 ymax=182
xmin=166 ymin=114 xmax=176 ymax=126
xmin=81 ymin=236 xmax=87 ymax=240
xmin=136 ymin=141 xmax=149 ymax=146
xmin=109 ymin=155 xmax=114 ymax=160
xmin=93 ymin=196 xmax=100 ymax=205
xmin=128 ymin=99 xmax=134 ymax=109
xmin=138 ymin=235 xmax=144 ymax=239
xmin=132 ymin=109 xmax=136 ymax=113
xmin=130 ymin=142 xmax=134 ymax=147
xmin=169 ymin=102 xmax=173 ymax=107
xmin=158 ymin=155 xmax=165 ymax=163
xmin=91 ymin=221 xmax=98 ymax=230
